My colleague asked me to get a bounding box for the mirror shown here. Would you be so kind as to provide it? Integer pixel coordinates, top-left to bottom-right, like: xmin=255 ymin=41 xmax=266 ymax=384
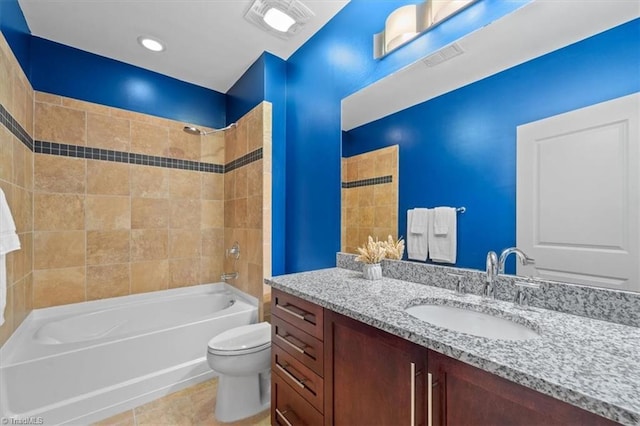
xmin=340 ymin=1 xmax=640 ymax=292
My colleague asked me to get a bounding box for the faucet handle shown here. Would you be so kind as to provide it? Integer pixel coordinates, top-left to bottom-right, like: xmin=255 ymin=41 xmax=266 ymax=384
xmin=447 ymin=272 xmax=465 ymax=294
xmin=514 ymin=281 xmax=541 ymax=305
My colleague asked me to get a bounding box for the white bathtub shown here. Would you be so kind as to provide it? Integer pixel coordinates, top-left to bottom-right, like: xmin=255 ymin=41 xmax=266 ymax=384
xmin=0 ymin=283 xmax=258 ymax=425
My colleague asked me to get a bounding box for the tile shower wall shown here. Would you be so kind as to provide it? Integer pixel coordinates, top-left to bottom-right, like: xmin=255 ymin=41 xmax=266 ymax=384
xmin=223 ymin=102 xmax=271 ymax=313
xmin=31 ymin=92 xmax=226 ymax=308
xmin=0 ymin=32 xmax=34 ymax=347
xmin=341 ymin=145 xmax=398 ymax=253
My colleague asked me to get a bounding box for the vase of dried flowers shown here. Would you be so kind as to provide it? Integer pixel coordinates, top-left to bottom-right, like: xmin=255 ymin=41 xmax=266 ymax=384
xmin=355 ymin=236 xmax=386 ymax=280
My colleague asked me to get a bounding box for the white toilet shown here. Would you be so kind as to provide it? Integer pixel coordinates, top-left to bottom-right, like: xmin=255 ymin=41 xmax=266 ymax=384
xmin=207 ymin=322 xmax=271 ymax=422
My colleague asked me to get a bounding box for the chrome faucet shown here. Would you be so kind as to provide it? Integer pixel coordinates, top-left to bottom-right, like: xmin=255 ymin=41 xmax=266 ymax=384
xmin=484 ymin=251 xmax=498 ymax=298
xmin=498 ymin=247 xmax=535 ymax=274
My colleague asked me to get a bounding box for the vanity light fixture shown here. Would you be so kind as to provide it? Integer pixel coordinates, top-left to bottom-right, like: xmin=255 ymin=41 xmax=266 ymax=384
xmin=244 ymin=0 xmax=315 ymax=39
xmin=374 ymin=0 xmax=478 ymax=59
xmin=137 ymin=36 xmax=165 ymax=52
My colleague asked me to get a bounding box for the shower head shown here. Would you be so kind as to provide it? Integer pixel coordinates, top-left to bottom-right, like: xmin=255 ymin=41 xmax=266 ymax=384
xmin=183 ymin=123 xmax=236 ymax=136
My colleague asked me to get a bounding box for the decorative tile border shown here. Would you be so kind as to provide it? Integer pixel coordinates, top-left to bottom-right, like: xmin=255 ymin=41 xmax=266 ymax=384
xmin=0 ymin=103 xmax=33 ymax=150
xmin=342 ymin=175 xmax=392 ymax=188
xmin=0 ymin=100 xmax=262 ymax=174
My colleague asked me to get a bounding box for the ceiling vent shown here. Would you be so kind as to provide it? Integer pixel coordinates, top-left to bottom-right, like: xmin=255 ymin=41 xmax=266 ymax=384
xmin=422 ymin=43 xmax=464 ymax=67
xmin=244 ymin=0 xmax=315 ymax=40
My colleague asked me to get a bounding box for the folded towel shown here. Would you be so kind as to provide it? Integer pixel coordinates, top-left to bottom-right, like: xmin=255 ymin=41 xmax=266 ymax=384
xmin=1 ymin=188 xmax=21 ymax=326
xmin=433 ymin=206 xmax=452 ymax=236
xmin=428 ymin=207 xmax=456 ymax=264
xmin=410 ymin=208 xmax=430 ymax=234
xmin=407 ymin=209 xmax=430 ymax=261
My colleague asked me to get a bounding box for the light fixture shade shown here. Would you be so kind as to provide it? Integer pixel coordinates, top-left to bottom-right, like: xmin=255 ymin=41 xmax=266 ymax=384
xmin=137 ymin=36 xmax=165 ymax=52
xmin=374 ymin=0 xmax=477 ymax=59
xmin=245 ymin=0 xmax=315 ymax=40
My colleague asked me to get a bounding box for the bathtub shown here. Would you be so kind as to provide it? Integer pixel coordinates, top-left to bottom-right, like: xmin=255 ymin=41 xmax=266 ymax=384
xmin=0 ymin=283 xmax=258 ymax=425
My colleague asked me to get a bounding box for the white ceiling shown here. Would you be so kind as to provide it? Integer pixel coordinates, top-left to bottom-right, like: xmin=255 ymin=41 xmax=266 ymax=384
xmin=342 ymin=0 xmax=640 ymax=131
xmin=18 ymin=0 xmax=350 ymax=93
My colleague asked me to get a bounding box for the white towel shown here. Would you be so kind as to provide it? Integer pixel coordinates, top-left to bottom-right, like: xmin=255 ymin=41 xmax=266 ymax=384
xmin=433 ymin=206 xmax=451 ymax=236
xmin=1 ymin=188 xmax=21 ymax=326
xmin=428 ymin=207 xmax=456 ymax=264
xmin=407 ymin=209 xmax=430 ymax=261
xmin=410 ymin=208 xmax=429 ymax=234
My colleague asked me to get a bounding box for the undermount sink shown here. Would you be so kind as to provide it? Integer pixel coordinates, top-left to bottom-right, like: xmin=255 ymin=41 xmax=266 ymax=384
xmin=405 ymin=303 xmax=540 ymax=341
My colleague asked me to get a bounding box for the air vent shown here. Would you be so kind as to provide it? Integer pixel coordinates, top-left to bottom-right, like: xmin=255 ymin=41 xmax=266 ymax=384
xmin=245 ymin=0 xmax=315 ymax=40
xmin=422 ymin=43 xmax=464 ymax=67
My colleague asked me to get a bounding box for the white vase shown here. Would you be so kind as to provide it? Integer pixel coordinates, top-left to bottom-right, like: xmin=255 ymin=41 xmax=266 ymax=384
xmin=362 ymin=263 xmax=382 ymax=280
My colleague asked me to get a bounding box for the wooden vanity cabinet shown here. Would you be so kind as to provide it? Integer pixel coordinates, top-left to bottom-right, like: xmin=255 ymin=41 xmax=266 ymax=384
xmin=324 ymin=310 xmax=428 ymax=426
xmin=427 ymin=349 xmax=617 ymax=426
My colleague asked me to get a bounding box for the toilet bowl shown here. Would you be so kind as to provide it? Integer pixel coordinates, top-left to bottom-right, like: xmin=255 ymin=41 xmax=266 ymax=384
xmin=207 ymin=322 xmax=271 ymax=422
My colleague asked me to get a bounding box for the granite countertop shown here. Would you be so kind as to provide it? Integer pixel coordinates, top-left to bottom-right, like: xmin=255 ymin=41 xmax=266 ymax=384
xmin=266 ymin=267 xmax=640 ymax=425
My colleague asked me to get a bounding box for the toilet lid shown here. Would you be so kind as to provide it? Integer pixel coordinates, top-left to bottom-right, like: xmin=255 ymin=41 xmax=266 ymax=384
xmin=207 ymin=322 xmax=271 ymax=355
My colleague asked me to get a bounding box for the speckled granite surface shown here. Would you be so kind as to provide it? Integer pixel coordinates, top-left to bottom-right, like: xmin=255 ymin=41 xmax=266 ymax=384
xmin=337 ymin=253 xmax=640 ymax=327
xmin=266 ymin=266 xmax=640 ymax=425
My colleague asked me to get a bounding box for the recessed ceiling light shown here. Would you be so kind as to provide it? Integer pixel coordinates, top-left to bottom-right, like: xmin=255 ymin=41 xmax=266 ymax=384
xmin=137 ymin=36 xmax=165 ymax=52
xmin=263 ymin=7 xmax=296 ymax=32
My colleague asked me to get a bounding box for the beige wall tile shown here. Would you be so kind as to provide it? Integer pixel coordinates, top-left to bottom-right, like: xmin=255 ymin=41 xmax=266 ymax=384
xmin=201 ymin=173 xmax=224 ymax=200
xmin=169 ymin=229 xmax=201 ymax=258
xmin=234 ymin=118 xmax=248 ymax=160
xmin=34 ymin=154 xmax=85 ymax=194
xmin=131 ymin=197 xmax=169 ymax=229
xmin=111 ymin=108 xmax=168 ymax=127
xmin=246 ymin=229 xmax=262 ymax=266
xmin=86 ymin=196 xmax=131 ymax=230
xmin=0 ymin=47 xmax=12 ymax=112
xmin=35 ymin=103 xmax=86 ymax=145
xmin=224 ymin=126 xmax=238 ymax=164
xmin=0 ymin=127 xmax=13 ymax=182
xmin=34 ymin=231 xmax=85 ymax=269
xmin=200 ymin=132 xmax=224 ymax=164
xmin=169 ymin=258 xmax=200 ymax=288
xmin=200 ymin=256 xmax=223 ymax=284
xmin=234 ymin=198 xmax=248 ymax=229
xmin=246 ymin=161 xmax=262 ymax=198
xmin=12 ymin=139 xmax=25 ymax=188
xmin=131 ymin=229 xmax=168 ymax=261
xmin=201 ymin=228 xmax=224 ymax=257
xmin=87 ymin=160 xmax=130 ymax=195
xmin=61 ymin=97 xmax=111 ymax=116
xmin=169 ymin=169 xmax=201 ymax=199
xmin=87 ymin=264 xmax=130 ymax=301
xmin=168 ymin=128 xmax=200 ymax=161
xmin=35 ymin=92 xmax=62 ymax=105
xmin=247 ymin=262 xmax=263 ymax=300
xmin=247 ymin=106 xmax=264 ymax=153
xmin=375 ymin=205 xmax=396 ymax=228
xmin=24 ymin=144 xmax=33 ymax=191
xmin=130 ymin=165 xmax=169 ymax=198
xmin=12 ymin=277 xmax=27 ymax=327
xmin=131 ymin=260 xmax=169 ymax=294
xmin=201 ymin=200 xmax=224 ymax=229
xmin=34 ymin=193 xmax=84 ymax=230
xmin=169 ymin=199 xmax=201 ymax=229
xmin=11 ymin=185 xmax=31 ymax=233
xmin=131 ymin=121 xmax=168 ymax=156
xmin=360 ymin=206 xmax=375 ymax=228
xmin=87 ymin=230 xmax=130 ymax=265
xmin=11 ymin=232 xmax=30 ymax=282
xmin=12 ymin=73 xmax=28 ymax=130
xmin=247 ymin=195 xmax=262 ymax=229
xmin=234 ymin=167 xmax=248 ymax=199
xmin=87 ymin=113 xmax=130 ymax=151
xmin=358 ymin=186 xmax=375 ymax=207
xmin=224 ymin=171 xmax=235 ymax=200
xmin=33 ymin=267 xmax=86 ymax=308
xmin=374 ymin=183 xmax=397 ymax=206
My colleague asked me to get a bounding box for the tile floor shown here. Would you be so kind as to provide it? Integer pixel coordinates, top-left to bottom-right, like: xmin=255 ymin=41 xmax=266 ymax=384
xmin=93 ymin=378 xmax=270 ymax=426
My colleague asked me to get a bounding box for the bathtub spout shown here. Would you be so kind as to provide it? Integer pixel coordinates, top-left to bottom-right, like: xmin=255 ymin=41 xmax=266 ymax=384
xmin=221 ymin=272 xmax=239 ymax=281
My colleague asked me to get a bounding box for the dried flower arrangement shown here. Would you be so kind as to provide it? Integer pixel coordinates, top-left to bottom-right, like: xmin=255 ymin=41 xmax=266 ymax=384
xmin=355 ymin=236 xmax=387 ymax=264
xmin=382 ymin=235 xmax=405 ymax=260
xmin=355 ymin=235 xmax=405 ymax=264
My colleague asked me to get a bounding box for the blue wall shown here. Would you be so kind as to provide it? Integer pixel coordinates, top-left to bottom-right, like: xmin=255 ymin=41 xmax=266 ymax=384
xmin=226 ymin=52 xmax=288 ymax=276
xmin=30 ymin=36 xmax=226 ymax=129
xmin=284 ymin=0 xmax=529 ymax=273
xmin=0 ymin=0 xmax=31 ymax=75
xmin=343 ymin=19 xmax=640 ymax=273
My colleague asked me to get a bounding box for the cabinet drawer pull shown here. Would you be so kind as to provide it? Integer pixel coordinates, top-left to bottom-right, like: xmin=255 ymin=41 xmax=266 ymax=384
xmin=410 ymin=362 xmax=416 ymax=426
xmin=427 ymin=372 xmax=433 ymax=426
xmin=276 ymin=304 xmax=308 ymax=321
xmin=275 ymin=408 xmax=294 ymax=426
xmin=276 ymin=362 xmax=307 ymax=389
xmin=276 ymin=333 xmax=306 ymax=354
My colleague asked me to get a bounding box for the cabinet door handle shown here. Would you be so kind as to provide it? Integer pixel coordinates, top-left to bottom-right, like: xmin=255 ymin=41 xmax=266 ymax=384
xmin=275 ymin=362 xmax=306 ymax=390
xmin=275 ymin=408 xmax=294 ymax=426
xmin=276 ymin=333 xmax=306 ymax=354
xmin=276 ymin=303 xmax=307 ymax=321
xmin=427 ymin=372 xmax=433 ymax=426
xmin=410 ymin=362 xmax=416 ymax=426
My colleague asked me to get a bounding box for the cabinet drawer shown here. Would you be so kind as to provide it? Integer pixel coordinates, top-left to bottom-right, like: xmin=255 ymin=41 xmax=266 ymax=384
xmin=273 ymin=343 xmax=324 ymax=413
xmin=272 ymin=315 xmax=324 ymax=376
xmin=272 ymin=289 xmax=324 ymax=340
xmin=273 ymin=372 xmax=323 ymax=426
